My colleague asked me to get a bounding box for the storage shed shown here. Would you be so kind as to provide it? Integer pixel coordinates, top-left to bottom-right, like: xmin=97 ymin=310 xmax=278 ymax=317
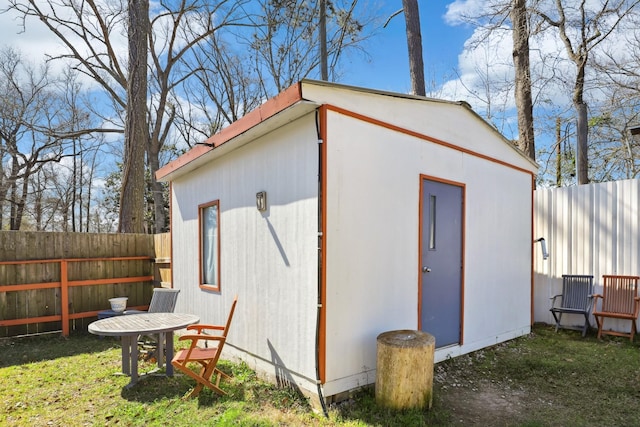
xmin=156 ymin=80 xmax=539 ymax=405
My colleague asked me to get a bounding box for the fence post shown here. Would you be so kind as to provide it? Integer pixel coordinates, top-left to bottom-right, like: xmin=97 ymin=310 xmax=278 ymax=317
xmin=61 ymin=260 xmax=69 ymax=336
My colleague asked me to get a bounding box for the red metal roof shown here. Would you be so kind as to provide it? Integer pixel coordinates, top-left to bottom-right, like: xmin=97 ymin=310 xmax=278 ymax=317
xmin=156 ymin=82 xmax=304 ymax=181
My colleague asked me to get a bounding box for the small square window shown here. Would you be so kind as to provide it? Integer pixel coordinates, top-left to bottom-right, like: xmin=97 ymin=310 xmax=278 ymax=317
xmin=199 ymin=200 xmax=220 ymax=291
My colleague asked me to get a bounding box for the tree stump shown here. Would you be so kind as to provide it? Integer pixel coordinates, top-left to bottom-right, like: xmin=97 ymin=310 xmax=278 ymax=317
xmin=375 ymin=329 xmax=435 ymax=410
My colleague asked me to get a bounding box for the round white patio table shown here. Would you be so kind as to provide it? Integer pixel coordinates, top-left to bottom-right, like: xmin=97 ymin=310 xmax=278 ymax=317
xmin=88 ymin=312 xmax=199 ymax=387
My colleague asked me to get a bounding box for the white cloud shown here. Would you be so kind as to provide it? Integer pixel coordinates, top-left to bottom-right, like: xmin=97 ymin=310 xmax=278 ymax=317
xmin=444 ymin=0 xmax=481 ymax=25
xmin=431 ymin=26 xmax=518 ymax=135
xmin=1 ymin=11 xmax=66 ymax=68
xmin=444 ymin=0 xmax=509 ymax=26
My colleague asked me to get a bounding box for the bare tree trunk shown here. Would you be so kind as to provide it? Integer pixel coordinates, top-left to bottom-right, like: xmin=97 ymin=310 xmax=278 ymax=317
xmin=71 ymin=139 xmax=77 ymax=232
xmin=556 ymin=117 xmax=562 ymax=186
xmin=403 ymin=0 xmax=425 ymax=96
xmin=119 ymin=0 xmax=149 ymax=233
xmin=11 ymin=165 xmax=31 ymax=230
xmin=575 ymin=102 xmax=589 ymax=184
xmin=9 ymin=154 xmax=21 ymax=230
xmin=535 ymin=0 xmax=637 ymax=184
xmin=148 ymin=145 xmax=165 ymax=233
xmin=85 ymin=148 xmax=98 ymax=232
xmin=574 ymin=59 xmax=589 ymax=184
xmin=510 ymin=0 xmax=535 ymax=161
xmin=319 ymin=0 xmax=328 ymax=80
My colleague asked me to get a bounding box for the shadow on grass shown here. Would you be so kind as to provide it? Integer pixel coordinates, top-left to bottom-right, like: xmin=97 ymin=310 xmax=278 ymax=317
xmin=120 ymin=374 xmax=197 ymax=401
xmin=328 ymin=386 xmax=452 ymax=427
xmin=120 ymin=363 xmax=238 ymax=404
xmin=124 ymin=360 xmax=316 ymax=417
xmin=0 ymin=332 xmax=120 ymax=368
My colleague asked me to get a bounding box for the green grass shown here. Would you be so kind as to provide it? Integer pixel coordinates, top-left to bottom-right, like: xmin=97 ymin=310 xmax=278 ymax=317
xmin=1 ymin=324 xmax=640 ymax=426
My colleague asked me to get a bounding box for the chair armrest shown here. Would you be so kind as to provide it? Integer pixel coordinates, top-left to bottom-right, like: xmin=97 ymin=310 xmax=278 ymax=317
xmin=186 ymin=324 xmax=225 ymax=333
xmin=591 ymin=294 xmax=602 ymax=312
xmin=179 ymin=334 xmax=226 ymax=344
xmin=634 ymin=297 xmax=640 ymax=317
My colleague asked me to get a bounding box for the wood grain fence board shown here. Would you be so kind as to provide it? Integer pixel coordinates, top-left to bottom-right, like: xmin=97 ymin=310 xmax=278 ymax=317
xmin=131 ymin=259 xmax=143 ymax=308
xmin=115 ymin=246 xmax=129 ymax=302
xmin=25 ymin=232 xmax=38 ymax=260
xmin=154 ymin=233 xmax=172 ymax=286
xmin=116 ymin=240 xmax=130 ymax=302
xmin=106 ymin=234 xmax=116 ymax=309
xmin=6 ymin=291 xmax=26 ymax=336
xmin=0 ymin=291 xmax=8 ymax=337
xmin=2 ymin=231 xmax=16 ymax=260
xmin=0 ymin=232 xmax=158 ymax=337
xmin=73 ymin=234 xmax=86 ymax=319
xmin=54 ymin=233 xmax=65 ymax=262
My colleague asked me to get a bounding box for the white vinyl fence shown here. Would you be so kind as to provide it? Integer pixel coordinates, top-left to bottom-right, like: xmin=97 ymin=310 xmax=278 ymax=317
xmin=534 ymin=179 xmax=640 ymax=332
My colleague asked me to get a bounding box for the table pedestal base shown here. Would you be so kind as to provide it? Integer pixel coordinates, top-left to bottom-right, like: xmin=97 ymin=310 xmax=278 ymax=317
xmin=119 ymin=332 xmax=174 ymax=387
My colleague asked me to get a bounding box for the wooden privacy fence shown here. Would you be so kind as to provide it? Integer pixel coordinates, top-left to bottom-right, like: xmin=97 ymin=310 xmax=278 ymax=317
xmin=0 ymin=257 xmax=153 ymax=337
xmin=0 ymin=231 xmax=171 ymax=338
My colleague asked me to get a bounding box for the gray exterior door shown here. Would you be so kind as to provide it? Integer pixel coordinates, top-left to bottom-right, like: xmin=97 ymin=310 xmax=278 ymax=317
xmin=420 ymin=178 xmax=463 ymax=348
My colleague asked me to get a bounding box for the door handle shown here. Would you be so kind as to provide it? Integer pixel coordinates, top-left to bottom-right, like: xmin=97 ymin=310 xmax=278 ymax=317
xmin=422 ymin=266 xmax=431 ymax=273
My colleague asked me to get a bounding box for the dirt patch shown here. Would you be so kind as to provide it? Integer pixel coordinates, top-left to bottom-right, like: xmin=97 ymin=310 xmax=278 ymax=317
xmin=438 ymin=379 xmax=527 ymax=425
xmin=434 ymin=357 xmax=539 ymax=426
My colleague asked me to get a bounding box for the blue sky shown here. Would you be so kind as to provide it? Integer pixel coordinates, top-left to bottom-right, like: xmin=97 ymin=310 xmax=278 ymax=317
xmin=4 ymin=0 xmax=637 ymax=188
xmin=1 ymin=1 xmax=473 ymax=101
xmin=0 ymin=0 xmax=514 ymax=139
xmin=342 ymin=1 xmax=473 ymax=94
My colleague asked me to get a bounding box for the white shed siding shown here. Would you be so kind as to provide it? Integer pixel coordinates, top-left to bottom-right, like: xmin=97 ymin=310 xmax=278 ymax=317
xmin=171 ymin=113 xmax=320 ymax=387
xmin=462 ymin=155 xmax=532 ymax=341
xmin=322 ymin=110 xmax=533 ymax=395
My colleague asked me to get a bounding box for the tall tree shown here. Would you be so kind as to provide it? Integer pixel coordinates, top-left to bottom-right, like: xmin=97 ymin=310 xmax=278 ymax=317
xmin=403 ymin=0 xmax=425 ymax=96
xmin=444 ymin=1 xmax=535 ymax=159
xmin=119 ymin=0 xmax=149 ymax=233
xmin=510 ymin=0 xmax=535 ymax=160
xmin=0 ymin=50 xmax=109 ymax=231
xmin=245 ymin=0 xmax=366 ymax=96
xmin=432 ymin=0 xmax=536 ymax=155
xmin=175 ymin=0 xmax=372 ymax=144
xmin=535 ymin=0 xmax=640 ymax=184
xmin=7 ymin=0 xmax=249 ymax=232
xmin=7 ymin=0 xmax=375 ymax=232
xmin=319 ymin=0 xmax=328 ymax=80
xmin=176 ymin=32 xmax=263 ymax=145
xmin=0 ymin=48 xmax=71 ymax=230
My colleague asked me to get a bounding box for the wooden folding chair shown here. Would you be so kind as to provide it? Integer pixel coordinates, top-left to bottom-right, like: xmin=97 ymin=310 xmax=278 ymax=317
xmin=592 ymin=275 xmax=640 ymax=341
xmin=550 ymin=275 xmax=594 ymax=337
xmin=172 ymin=295 xmax=238 ymax=397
